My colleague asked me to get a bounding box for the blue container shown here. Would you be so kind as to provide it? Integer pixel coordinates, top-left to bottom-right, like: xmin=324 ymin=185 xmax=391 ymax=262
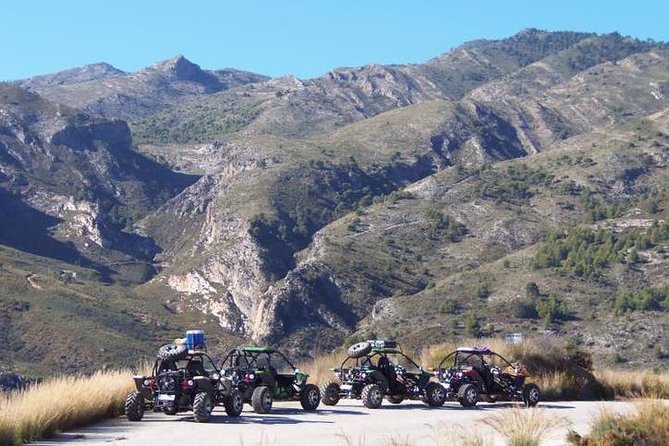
xmin=185 ymin=330 xmax=205 ymax=351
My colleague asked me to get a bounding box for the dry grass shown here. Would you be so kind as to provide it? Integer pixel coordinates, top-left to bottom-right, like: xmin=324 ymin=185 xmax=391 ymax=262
xmin=484 ymin=407 xmax=568 ymax=446
xmin=0 ymin=369 xmax=138 ymax=446
xmin=426 ymin=422 xmax=493 ymax=446
xmin=594 ymin=369 xmax=669 ymax=399
xmin=298 ymin=351 xmax=343 ymax=386
xmin=568 ymin=401 xmax=669 ymax=445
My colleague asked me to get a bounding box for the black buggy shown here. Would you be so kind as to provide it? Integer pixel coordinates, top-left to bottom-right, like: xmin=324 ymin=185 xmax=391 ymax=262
xmin=320 ymin=340 xmax=446 ymax=409
xmin=433 ymin=346 xmax=540 ymax=407
xmin=125 ymin=343 xmax=244 ymax=422
xmin=218 ymin=346 xmax=321 ymax=413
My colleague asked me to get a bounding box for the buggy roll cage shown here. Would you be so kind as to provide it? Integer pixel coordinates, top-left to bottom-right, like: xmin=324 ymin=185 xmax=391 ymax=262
xmin=436 ymin=349 xmax=515 ymax=370
xmin=338 ymin=349 xmax=422 ymax=371
xmin=153 ymin=352 xmax=220 ymax=376
xmin=219 ymin=347 xmax=298 ymax=373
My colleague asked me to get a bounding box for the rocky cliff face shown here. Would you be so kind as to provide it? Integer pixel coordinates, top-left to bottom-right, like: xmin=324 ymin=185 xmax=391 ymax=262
xmin=0 ymin=84 xmax=196 ymax=281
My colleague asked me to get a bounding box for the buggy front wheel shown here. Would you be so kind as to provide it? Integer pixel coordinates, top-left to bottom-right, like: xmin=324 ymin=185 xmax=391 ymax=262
xmin=193 ymin=392 xmax=213 ymax=422
xmin=225 ymin=388 xmax=244 ymax=417
xmin=523 ymin=383 xmax=540 ymax=407
xmin=300 ymin=384 xmax=321 ymax=411
xmin=361 ymin=383 xmax=383 ymax=409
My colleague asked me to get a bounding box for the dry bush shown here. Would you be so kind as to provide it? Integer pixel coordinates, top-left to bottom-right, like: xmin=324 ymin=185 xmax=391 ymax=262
xmin=567 ymin=401 xmax=669 ymax=445
xmin=594 ymin=369 xmax=669 ymax=399
xmin=298 ymin=351 xmax=344 ymax=386
xmin=484 ymin=407 xmax=568 ymax=446
xmin=0 ymin=369 xmax=135 ymax=445
xmin=427 ymin=422 xmax=493 ymax=446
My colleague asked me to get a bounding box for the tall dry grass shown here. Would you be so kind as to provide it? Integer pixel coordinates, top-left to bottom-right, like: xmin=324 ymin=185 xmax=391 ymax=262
xmin=0 ymin=369 xmax=136 ymax=446
xmin=567 ymin=401 xmax=669 ymax=445
xmin=594 ymin=369 xmax=669 ymax=399
xmin=298 ymin=351 xmax=344 ymax=386
xmin=484 ymin=408 xmax=568 ymax=446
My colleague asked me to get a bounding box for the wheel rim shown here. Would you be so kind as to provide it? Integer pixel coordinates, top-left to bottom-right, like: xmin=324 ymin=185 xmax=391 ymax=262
xmin=204 ymin=396 xmax=212 ymax=414
xmin=263 ymin=391 xmax=272 ymax=409
xmin=529 ymin=387 xmax=539 ymax=403
xmin=371 ymin=388 xmax=382 ymax=405
xmin=432 ymin=386 xmax=445 ymax=403
xmin=234 ymin=394 xmax=243 ymax=412
xmin=466 ymin=387 xmax=477 ymax=403
xmin=308 ymin=389 xmax=319 ymax=406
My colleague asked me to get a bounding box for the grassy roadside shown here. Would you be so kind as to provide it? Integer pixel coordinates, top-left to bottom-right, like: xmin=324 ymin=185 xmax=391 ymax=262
xmin=567 ymin=401 xmax=669 ymax=446
xmin=0 ymin=370 xmax=135 ymax=446
xmin=0 ymin=339 xmax=667 ymax=445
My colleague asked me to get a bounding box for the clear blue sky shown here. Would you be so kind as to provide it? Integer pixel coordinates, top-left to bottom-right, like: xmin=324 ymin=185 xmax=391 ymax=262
xmin=2 ymin=0 xmax=668 ymax=81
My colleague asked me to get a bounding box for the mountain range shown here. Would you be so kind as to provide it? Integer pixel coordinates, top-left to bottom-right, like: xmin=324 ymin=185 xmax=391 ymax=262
xmin=1 ymin=29 xmax=668 ymax=376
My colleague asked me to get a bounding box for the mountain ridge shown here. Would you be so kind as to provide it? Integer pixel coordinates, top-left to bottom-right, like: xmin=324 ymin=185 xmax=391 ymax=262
xmin=1 ymin=29 xmax=668 ymax=375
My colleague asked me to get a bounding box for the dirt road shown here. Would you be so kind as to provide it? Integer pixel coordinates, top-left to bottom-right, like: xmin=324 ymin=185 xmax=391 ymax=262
xmin=35 ymin=400 xmax=639 ymax=446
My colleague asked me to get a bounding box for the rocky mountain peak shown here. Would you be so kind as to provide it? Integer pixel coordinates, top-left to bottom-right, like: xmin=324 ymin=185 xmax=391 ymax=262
xmin=150 ymin=55 xmax=203 ymax=80
xmin=15 ymin=62 xmax=125 ymax=89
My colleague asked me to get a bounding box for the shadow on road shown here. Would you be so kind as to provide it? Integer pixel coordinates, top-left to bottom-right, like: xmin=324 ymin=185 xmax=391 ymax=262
xmin=376 ymin=402 xmax=575 ymax=411
xmin=267 ymin=407 xmax=367 ymax=416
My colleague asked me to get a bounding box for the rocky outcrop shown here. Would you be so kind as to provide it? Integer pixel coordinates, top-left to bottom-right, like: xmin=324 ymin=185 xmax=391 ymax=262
xmin=18 ymin=56 xmax=269 ymax=120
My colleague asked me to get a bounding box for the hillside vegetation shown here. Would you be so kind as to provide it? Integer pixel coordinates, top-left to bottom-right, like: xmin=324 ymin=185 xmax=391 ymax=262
xmin=1 ymin=30 xmax=669 ymax=375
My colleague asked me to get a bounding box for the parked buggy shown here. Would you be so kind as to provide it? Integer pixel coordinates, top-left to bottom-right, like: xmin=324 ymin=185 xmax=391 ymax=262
xmin=218 ymin=346 xmax=320 ymax=413
xmin=321 ymin=340 xmax=446 ymax=409
xmin=125 ymin=338 xmax=243 ymax=422
xmin=433 ymin=346 xmax=540 ymax=407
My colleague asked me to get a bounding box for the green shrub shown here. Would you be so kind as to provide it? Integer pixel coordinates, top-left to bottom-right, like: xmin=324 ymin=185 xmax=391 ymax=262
xmin=472 ymin=283 xmax=491 ymax=299
xmin=441 ymin=299 xmax=459 ymax=314
xmin=536 ymin=295 xmax=569 ymax=322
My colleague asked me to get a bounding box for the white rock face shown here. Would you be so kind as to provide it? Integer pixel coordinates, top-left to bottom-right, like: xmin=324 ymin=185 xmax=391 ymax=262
xmin=29 ymin=193 xmax=106 ymax=247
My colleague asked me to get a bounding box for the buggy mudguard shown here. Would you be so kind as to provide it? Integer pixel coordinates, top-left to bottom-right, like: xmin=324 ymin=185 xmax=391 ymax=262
xmin=133 ymin=375 xmax=153 ymax=400
xmin=218 ymin=377 xmax=233 ymax=394
xmin=193 ymin=376 xmax=215 ymax=394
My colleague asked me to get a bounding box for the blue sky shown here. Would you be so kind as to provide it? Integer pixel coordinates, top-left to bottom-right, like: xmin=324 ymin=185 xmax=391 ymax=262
xmin=2 ymin=0 xmax=668 ymax=81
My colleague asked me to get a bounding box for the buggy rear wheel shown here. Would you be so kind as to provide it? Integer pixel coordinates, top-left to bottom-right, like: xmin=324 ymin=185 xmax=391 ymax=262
xmin=193 ymin=392 xmax=213 ymax=422
xmin=523 ymin=383 xmax=540 ymax=407
xmin=225 ymin=388 xmax=244 ymax=417
xmin=361 ymin=383 xmax=383 ymax=409
xmin=251 ymin=386 xmax=273 ymax=414
xmin=321 ymin=381 xmax=341 ymax=406
xmin=424 ymin=382 xmax=447 ymax=407
xmin=300 ymin=384 xmax=321 ymax=411
xmin=457 ymin=383 xmax=479 ymax=408
xmin=125 ymin=391 xmax=144 ymax=421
